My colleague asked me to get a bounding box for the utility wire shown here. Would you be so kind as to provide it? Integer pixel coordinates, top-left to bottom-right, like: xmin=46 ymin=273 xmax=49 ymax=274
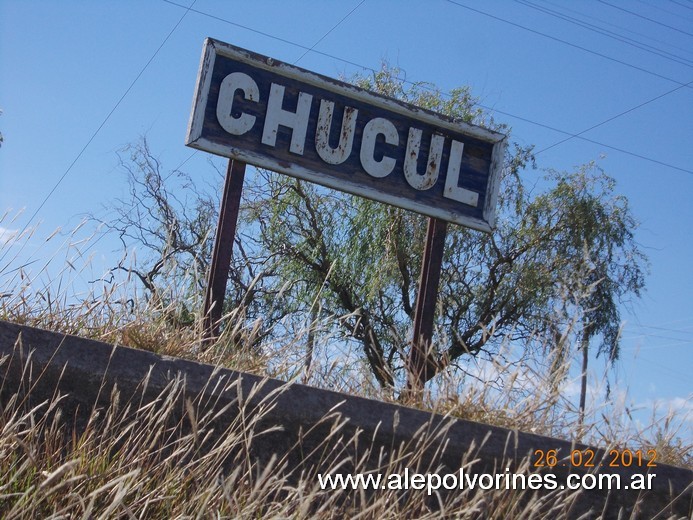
xmin=445 ymin=0 xmax=693 ymax=88
xmin=0 ymin=1 xmax=197 ymax=269
xmin=540 ymin=0 xmax=693 ymax=59
xmin=598 ymin=0 xmax=693 ymax=37
xmin=637 ymin=323 xmax=693 ymax=333
xmin=535 ymin=80 xmax=693 ymax=155
xmin=634 ymin=355 xmax=690 ymax=381
xmin=626 ymin=339 xmax=691 ymax=349
xmin=163 ymin=0 xmax=693 ymax=174
xmin=620 ymin=320 xmax=693 ymax=350
xmin=79 ymin=1 xmax=366 ymax=262
xmin=476 ymin=102 xmax=693 ymax=173
xmin=668 ymin=0 xmax=693 ymax=11
xmin=515 ymin=0 xmax=693 ymax=68
xmin=638 ymin=0 xmax=693 ymax=23
xmin=160 ymin=0 xmax=368 ymax=72
xmin=293 ymin=0 xmax=366 ymax=64
xmin=622 ymin=331 xmax=692 ymax=344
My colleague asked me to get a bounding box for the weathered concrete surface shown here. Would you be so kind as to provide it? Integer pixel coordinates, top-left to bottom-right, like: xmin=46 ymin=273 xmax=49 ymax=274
xmin=1 ymin=319 xmax=691 ymax=518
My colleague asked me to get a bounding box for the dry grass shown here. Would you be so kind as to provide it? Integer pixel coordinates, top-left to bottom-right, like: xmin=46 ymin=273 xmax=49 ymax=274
xmin=0 ymin=217 xmax=691 ymax=518
xmin=0 ymin=353 xmax=605 ymax=519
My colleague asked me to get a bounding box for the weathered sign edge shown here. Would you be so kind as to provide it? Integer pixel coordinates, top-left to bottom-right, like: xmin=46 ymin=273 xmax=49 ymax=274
xmin=186 ymin=38 xmax=508 ymax=232
xmin=190 ymin=136 xmax=498 ymax=232
xmin=190 ymin=38 xmax=507 ymax=144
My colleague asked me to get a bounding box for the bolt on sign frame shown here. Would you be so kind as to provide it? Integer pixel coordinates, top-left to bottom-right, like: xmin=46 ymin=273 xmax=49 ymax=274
xmin=186 ymin=39 xmax=507 ymax=387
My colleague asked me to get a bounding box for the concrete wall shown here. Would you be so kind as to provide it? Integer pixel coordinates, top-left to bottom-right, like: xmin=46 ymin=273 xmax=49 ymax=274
xmin=1 ymin=319 xmax=690 ymax=518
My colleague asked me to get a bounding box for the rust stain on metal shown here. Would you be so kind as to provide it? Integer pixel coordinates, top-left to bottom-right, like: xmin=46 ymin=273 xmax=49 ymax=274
xmin=187 ymin=39 xmax=507 ymax=232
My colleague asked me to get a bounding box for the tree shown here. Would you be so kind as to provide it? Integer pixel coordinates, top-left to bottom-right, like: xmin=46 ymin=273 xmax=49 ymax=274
xmin=105 ymin=65 xmax=646 ymax=403
xmin=243 ymin=65 xmax=646 ymax=398
xmin=531 ymin=166 xmax=647 ymax=429
xmin=102 ymin=139 xmax=216 ymax=308
xmin=95 ymin=139 xmax=290 ymax=348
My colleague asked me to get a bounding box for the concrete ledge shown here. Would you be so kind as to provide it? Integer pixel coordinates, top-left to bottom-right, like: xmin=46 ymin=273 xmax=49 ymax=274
xmin=1 ymin=319 xmax=691 ymax=518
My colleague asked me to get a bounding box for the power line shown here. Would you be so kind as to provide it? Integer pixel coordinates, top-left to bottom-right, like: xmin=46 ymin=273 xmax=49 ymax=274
xmin=515 ymin=0 xmax=693 ymax=68
xmin=636 ymin=323 xmax=693 ymax=334
xmin=623 ymin=333 xmax=692 ymax=345
xmin=639 ymin=317 xmax=693 ymax=327
xmin=160 ymin=0 xmax=693 ymax=175
xmin=626 ymin=340 xmax=692 ymax=350
xmin=0 ymin=1 xmax=198 ymax=269
xmin=160 ymin=0 xmax=369 ymax=72
xmin=445 ymin=0 xmax=693 ymax=88
xmin=293 ymin=0 xmax=366 ymax=64
xmin=535 ymin=80 xmax=693 ymax=155
xmin=78 ymin=1 xmax=366 ymax=262
xmin=540 ymin=0 xmax=693 ymax=59
xmin=637 ymin=0 xmax=693 ymax=23
xmin=668 ymin=0 xmax=693 ymax=12
xmin=634 ymin=355 xmax=690 ymax=381
xmin=620 ymin=320 xmax=693 ymax=348
xmin=476 ymin=101 xmax=693 ymax=173
xmin=598 ymin=0 xmax=693 ymax=37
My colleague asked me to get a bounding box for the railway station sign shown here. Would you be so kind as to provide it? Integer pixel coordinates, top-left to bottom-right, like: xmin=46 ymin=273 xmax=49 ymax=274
xmin=186 ymin=39 xmax=507 ymax=232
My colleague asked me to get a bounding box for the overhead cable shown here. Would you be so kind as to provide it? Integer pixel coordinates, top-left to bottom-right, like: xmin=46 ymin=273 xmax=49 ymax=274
xmin=162 ymin=0 xmax=692 ymax=174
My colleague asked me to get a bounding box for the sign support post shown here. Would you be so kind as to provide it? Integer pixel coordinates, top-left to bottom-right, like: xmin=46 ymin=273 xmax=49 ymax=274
xmin=203 ymin=159 xmax=246 ymax=342
xmin=407 ymin=217 xmax=448 ymax=394
xmin=187 ymin=39 xmax=507 ymax=381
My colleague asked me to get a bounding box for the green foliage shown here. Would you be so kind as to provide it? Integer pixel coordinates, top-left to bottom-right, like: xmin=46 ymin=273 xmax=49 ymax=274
xmin=525 ymin=165 xmax=646 ymax=362
xmin=242 ymin=64 xmax=646 ymax=392
xmin=105 ymin=64 xmax=647 ymax=395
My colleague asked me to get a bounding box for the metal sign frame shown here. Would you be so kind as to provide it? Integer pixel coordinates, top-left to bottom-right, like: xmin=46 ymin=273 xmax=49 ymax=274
xmin=187 ymin=38 xmax=507 ymax=232
xmin=187 ymin=39 xmax=509 ymax=392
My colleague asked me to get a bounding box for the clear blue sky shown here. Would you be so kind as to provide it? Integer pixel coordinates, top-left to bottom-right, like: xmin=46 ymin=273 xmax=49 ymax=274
xmin=1 ymin=1 xmax=691 ymax=435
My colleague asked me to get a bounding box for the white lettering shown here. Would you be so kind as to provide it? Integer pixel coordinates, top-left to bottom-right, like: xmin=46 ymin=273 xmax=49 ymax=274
xmin=443 ymin=140 xmax=479 ymax=207
xmin=404 ymin=128 xmax=444 ymax=190
xmin=442 ymin=473 xmax=458 ymax=490
xmin=410 ymin=473 xmax=425 ymax=490
xmin=360 ymin=117 xmax=398 ymax=178
xmin=262 ymin=83 xmax=313 ymax=155
xmin=426 ymin=474 xmax=441 ymax=495
xmin=581 ymin=474 xmax=597 ymax=490
xmin=216 ymin=72 xmax=260 ymax=135
xmin=315 ymin=100 xmax=358 ymax=165
xmin=567 ymin=474 xmax=581 ymax=490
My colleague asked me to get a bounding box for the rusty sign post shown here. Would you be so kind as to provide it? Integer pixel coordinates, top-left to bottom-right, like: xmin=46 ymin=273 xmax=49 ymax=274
xmin=408 ymin=217 xmax=448 ymax=391
xmin=186 ymin=39 xmax=507 ymax=376
xmin=203 ymin=159 xmax=246 ymax=341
